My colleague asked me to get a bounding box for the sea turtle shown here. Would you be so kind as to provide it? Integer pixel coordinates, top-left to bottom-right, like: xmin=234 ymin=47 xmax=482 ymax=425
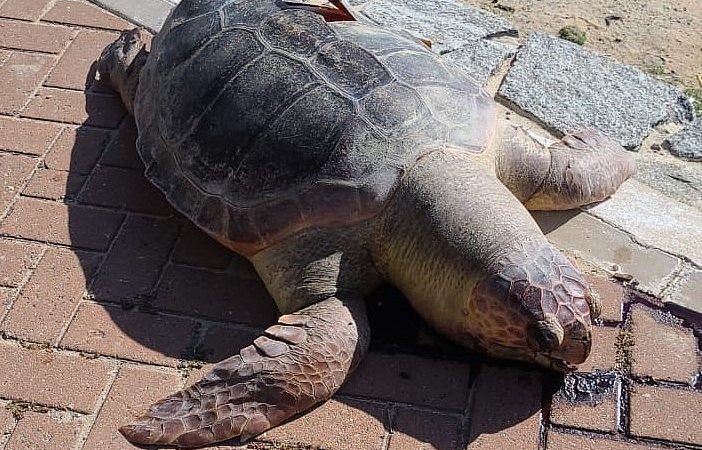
xmin=96 ymin=0 xmax=635 ymax=446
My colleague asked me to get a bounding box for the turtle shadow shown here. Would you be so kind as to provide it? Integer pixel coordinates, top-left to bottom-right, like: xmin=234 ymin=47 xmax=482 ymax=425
xmin=66 ymin=62 xmax=551 ymax=450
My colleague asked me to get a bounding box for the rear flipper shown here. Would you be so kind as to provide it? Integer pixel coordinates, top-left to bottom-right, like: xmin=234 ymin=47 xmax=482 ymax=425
xmin=495 ymin=124 xmax=636 ymax=210
xmin=119 ymin=297 xmax=369 ymax=448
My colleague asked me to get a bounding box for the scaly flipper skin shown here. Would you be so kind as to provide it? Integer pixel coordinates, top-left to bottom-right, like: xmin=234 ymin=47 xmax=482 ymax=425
xmin=119 ymin=297 xmax=369 ymax=447
xmin=495 ymin=123 xmax=636 ymax=210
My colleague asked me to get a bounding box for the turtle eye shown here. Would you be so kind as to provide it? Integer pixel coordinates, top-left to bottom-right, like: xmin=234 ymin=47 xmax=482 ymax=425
xmin=526 ymin=317 xmax=564 ymax=352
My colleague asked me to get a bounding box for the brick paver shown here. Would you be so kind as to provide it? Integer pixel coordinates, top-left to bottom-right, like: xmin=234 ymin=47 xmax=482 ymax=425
xmin=60 ymin=302 xmax=199 ymax=366
xmin=153 ymin=263 xmax=278 ymax=325
xmin=262 ymin=398 xmax=388 ymax=450
xmin=341 ymin=352 xmax=471 ymax=411
xmin=44 ymin=125 xmax=110 ymax=173
xmin=0 ymin=1 xmax=699 ymax=449
xmin=99 ymin=117 xmax=143 ymax=169
xmin=83 ymin=364 xmax=181 ymax=450
xmin=466 ymin=366 xmax=542 ymax=449
xmin=585 ymin=273 xmax=624 ymax=322
xmin=0 ymin=0 xmax=52 ymax=21
xmin=550 ymin=379 xmax=619 ymax=433
xmin=388 ymin=407 xmax=461 ymax=450
xmin=0 ymin=239 xmax=41 ymax=287
xmin=547 ymin=432 xmax=659 ymax=450
xmin=0 ymin=20 xmax=74 ymax=53
xmin=0 ymin=116 xmax=62 ymax=156
xmin=1 ymin=248 xmax=100 ymax=343
xmin=629 ymin=384 xmax=702 ymax=445
xmin=22 ymin=87 xmax=125 ymax=127
xmin=0 ymin=342 xmax=113 ymax=412
xmin=0 ymin=51 xmax=55 ymax=114
xmin=89 ymin=215 xmax=179 ymax=303
xmin=23 ymin=167 xmax=86 ymax=200
xmin=577 ymin=325 xmax=620 ymax=373
xmin=5 ymin=411 xmax=83 ymax=450
xmin=0 ymin=152 xmax=36 ymax=212
xmin=78 ymin=165 xmax=175 ymax=215
xmin=171 ymin=222 xmax=233 ymax=269
xmin=0 ymin=197 xmax=124 ymax=250
xmin=630 ymin=305 xmax=699 ymax=384
xmin=42 ymin=0 xmax=131 ymax=30
xmin=45 ymin=29 xmax=119 ymax=90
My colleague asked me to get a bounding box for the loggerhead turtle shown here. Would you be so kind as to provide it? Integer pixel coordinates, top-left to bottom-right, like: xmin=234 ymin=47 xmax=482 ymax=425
xmin=96 ymin=0 xmax=635 ymax=446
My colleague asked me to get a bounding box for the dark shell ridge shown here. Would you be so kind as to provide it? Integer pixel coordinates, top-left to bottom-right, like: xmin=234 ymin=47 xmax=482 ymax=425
xmin=134 ymin=0 xmax=495 ymax=253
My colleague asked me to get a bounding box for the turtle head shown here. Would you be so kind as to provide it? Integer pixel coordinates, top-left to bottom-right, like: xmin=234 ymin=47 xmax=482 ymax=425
xmin=95 ymin=28 xmax=148 ymax=113
xmin=462 ymin=241 xmax=601 ymax=372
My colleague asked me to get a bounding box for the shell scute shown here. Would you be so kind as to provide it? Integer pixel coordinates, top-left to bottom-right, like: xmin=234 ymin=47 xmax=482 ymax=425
xmin=159 ymin=28 xmax=263 ymax=143
xmin=157 ymin=11 xmax=221 ymax=71
xmin=137 ymin=1 xmax=495 ymax=253
xmin=312 ymin=40 xmax=394 ymax=97
xmin=260 ymin=9 xmax=335 ymax=57
xmin=360 ymin=83 xmax=426 ymax=135
xmin=222 ymin=0 xmax=276 ymax=28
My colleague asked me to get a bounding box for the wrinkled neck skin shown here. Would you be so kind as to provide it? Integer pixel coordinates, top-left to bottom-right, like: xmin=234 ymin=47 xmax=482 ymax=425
xmin=371 ymin=149 xmax=543 ymax=336
xmin=370 ymin=149 xmax=592 ymax=370
xmin=112 ymin=49 xmax=148 ymax=115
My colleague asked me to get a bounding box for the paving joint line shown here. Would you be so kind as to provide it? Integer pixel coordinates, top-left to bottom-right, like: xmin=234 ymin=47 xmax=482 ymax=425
xmin=582 ymin=209 xmax=701 ymax=271
xmin=72 ymin=361 xmax=121 ymax=450
xmin=52 ymin=211 xmax=130 ymax=347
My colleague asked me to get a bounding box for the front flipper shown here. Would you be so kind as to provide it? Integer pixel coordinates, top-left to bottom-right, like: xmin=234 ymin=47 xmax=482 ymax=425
xmin=495 ymin=124 xmax=636 ymax=210
xmin=119 ymin=297 xmax=369 ymax=448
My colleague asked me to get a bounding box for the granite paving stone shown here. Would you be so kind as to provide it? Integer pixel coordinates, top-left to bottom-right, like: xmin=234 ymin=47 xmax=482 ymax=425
xmin=499 ymin=32 xmax=694 ymax=149
xmin=361 ymin=0 xmax=516 ymax=54
xmin=664 ymin=118 xmax=702 ymax=161
xmin=442 ymin=38 xmax=515 ymax=85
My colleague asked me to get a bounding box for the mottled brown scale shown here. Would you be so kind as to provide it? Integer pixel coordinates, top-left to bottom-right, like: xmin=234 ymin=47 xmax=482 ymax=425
xmin=95 ymin=0 xmax=634 ymax=447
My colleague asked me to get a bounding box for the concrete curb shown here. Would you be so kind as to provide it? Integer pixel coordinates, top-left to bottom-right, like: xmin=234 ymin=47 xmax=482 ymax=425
xmin=89 ymin=0 xmax=172 ymax=32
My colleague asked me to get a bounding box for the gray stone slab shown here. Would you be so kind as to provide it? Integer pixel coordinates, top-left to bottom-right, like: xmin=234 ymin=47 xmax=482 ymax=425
xmin=633 ymin=153 xmax=702 ymax=210
xmin=532 ymin=210 xmax=679 ymax=296
xmin=671 ymin=269 xmax=702 ymax=315
xmin=90 ymin=0 xmax=173 ymax=31
xmin=586 ymin=180 xmax=702 ymax=267
xmin=499 ymin=32 xmax=695 ymax=149
xmin=360 ymin=0 xmax=517 ymax=54
xmin=442 ymin=38 xmax=515 ymax=85
xmin=664 ymin=119 xmax=702 ymax=161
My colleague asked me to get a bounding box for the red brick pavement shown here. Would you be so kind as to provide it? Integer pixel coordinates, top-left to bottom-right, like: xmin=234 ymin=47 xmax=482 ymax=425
xmin=0 ymin=1 xmax=700 ymax=449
